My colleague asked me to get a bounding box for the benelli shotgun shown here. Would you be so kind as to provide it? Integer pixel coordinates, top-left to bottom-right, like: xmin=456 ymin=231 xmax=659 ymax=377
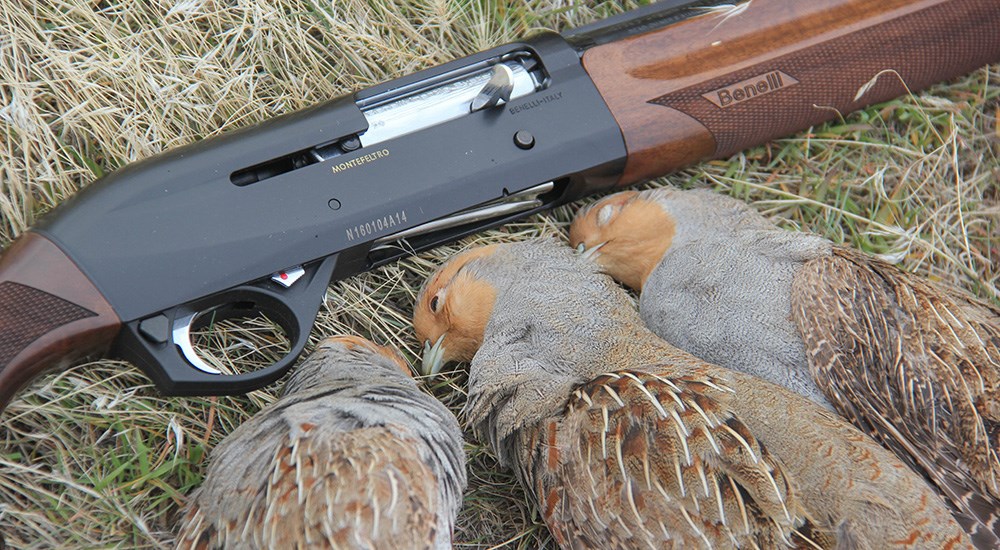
xmin=0 ymin=0 xmax=997 ymax=410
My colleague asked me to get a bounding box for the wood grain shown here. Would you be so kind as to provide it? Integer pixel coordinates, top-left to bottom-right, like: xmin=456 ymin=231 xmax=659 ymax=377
xmin=582 ymin=0 xmax=1000 ymax=185
xmin=0 ymin=233 xmax=120 ymax=411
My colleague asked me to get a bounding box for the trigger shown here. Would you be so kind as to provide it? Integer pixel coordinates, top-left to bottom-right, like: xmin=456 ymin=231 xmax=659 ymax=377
xmin=172 ymin=312 xmax=222 ymax=375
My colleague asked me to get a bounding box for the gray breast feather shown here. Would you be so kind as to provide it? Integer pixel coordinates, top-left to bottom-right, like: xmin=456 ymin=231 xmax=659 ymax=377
xmin=642 ymin=226 xmax=833 ymax=408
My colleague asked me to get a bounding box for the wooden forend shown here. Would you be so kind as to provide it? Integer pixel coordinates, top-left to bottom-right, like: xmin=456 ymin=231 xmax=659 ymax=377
xmin=581 ymin=0 xmax=1000 ymax=185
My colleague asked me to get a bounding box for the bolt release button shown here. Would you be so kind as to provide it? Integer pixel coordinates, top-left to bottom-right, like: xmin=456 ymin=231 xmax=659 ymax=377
xmin=138 ymin=314 xmax=171 ymax=344
xmin=514 ymin=130 xmax=535 ymax=150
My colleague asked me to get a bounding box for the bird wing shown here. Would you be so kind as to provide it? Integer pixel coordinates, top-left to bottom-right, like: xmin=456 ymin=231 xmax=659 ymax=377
xmin=176 ymin=416 xmax=442 ymax=549
xmin=792 ymin=245 xmax=1000 ymax=541
xmin=517 ymin=368 xmax=827 ymax=549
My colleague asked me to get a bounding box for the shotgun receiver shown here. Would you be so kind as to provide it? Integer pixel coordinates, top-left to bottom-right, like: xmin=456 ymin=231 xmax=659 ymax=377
xmin=1 ymin=0 xmax=997 ymax=410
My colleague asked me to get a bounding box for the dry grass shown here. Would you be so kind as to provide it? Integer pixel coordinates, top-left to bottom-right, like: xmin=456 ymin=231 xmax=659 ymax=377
xmin=0 ymin=1 xmax=997 ymax=548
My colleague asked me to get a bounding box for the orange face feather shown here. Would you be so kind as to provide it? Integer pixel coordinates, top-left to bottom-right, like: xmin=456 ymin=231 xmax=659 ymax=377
xmin=413 ymin=246 xmax=499 ymax=367
xmin=569 ymin=191 xmax=676 ymax=291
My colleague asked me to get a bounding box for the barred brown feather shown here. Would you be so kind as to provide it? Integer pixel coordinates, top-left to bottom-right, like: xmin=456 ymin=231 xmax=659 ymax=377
xmin=518 ymin=370 xmax=810 ymax=548
xmin=416 ymin=240 xmax=972 ymax=549
xmin=570 ymin=187 xmax=1000 ymax=547
xmin=174 ymin=337 xmax=466 ymax=549
xmin=792 ymin=246 xmax=1000 ymax=545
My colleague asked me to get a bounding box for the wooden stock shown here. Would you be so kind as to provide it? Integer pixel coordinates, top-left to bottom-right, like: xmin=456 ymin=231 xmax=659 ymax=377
xmin=582 ymin=0 xmax=1000 ymax=185
xmin=0 ymin=233 xmax=120 ymax=411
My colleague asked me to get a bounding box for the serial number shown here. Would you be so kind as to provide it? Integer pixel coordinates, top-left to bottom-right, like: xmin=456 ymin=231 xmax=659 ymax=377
xmin=345 ymin=210 xmax=408 ymax=241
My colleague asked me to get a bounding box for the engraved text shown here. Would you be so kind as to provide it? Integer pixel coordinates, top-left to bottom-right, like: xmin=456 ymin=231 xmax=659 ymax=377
xmin=345 ymin=210 xmax=408 ymax=241
xmin=331 ymin=148 xmax=390 ymax=174
xmin=701 ymin=71 xmax=799 ymax=108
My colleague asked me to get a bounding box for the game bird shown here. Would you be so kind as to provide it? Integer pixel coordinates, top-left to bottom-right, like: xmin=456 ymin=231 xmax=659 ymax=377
xmin=175 ymin=335 xmax=467 ymax=549
xmin=570 ymin=187 xmax=1000 ymax=547
xmin=414 ymin=239 xmax=970 ymax=549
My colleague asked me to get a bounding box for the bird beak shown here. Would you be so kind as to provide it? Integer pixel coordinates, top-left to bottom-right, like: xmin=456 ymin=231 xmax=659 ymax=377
xmin=576 ymin=241 xmax=606 ymax=261
xmin=421 ymin=334 xmax=447 ymax=375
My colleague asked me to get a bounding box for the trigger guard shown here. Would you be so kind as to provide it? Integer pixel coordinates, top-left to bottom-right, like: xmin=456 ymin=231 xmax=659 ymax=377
xmin=112 ymin=255 xmax=338 ymax=396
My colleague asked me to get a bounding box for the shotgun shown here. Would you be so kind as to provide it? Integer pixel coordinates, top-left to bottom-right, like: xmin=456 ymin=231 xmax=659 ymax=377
xmin=1 ymin=0 xmax=997 ymax=411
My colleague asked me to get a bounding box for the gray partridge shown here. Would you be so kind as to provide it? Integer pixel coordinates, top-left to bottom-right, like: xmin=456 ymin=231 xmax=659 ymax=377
xmin=569 ymin=187 xmax=1000 ymax=547
xmin=174 ymin=335 xmax=467 ymax=549
xmin=413 ymin=239 xmax=970 ymax=549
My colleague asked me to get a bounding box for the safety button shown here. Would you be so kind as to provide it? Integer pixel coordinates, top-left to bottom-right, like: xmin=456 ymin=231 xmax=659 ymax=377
xmin=271 ymin=265 xmax=306 ymax=288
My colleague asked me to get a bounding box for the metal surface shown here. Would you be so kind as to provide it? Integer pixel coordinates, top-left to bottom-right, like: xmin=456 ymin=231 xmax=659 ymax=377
xmin=171 ymin=312 xmax=222 ymax=375
xmin=360 ymin=60 xmax=537 ymax=147
xmin=371 ymin=181 xmax=554 ymax=250
xmin=270 ymin=266 xmax=305 ymax=288
xmin=470 ymin=64 xmax=517 ymax=112
xmin=35 ymin=33 xmax=627 ymax=393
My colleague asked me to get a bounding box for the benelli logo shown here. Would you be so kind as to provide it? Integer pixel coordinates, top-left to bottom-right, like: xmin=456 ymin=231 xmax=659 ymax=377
xmin=702 ymin=71 xmax=798 ymax=108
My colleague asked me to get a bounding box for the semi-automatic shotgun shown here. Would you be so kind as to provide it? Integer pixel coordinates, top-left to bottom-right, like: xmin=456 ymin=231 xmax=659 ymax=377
xmin=1 ymin=0 xmax=997 ymax=410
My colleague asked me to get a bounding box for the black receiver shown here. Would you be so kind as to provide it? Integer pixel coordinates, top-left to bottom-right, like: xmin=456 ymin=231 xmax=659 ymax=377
xmin=34 ymin=33 xmax=626 ymax=394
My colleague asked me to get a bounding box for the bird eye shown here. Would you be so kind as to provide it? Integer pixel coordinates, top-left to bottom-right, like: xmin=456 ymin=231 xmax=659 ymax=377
xmin=429 ymin=295 xmax=440 ymax=312
xmin=597 ymin=204 xmax=618 ymax=227
xmin=576 ymin=243 xmax=585 ymax=253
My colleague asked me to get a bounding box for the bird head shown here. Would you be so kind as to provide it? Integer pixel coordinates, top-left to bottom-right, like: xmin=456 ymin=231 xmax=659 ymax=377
xmin=413 ymin=245 xmax=499 ymax=375
xmin=414 ymin=239 xmax=658 ymax=376
xmin=568 ymin=190 xmax=676 ymax=291
xmin=413 ymin=240 xmax=672 ymax=450
xmin=282 ymin=334 xmax=413 ymax=395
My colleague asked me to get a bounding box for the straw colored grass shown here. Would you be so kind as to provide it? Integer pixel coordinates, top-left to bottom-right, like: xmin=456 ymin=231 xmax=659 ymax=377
xmin=1 ymin=1 xmax=997 ymax=548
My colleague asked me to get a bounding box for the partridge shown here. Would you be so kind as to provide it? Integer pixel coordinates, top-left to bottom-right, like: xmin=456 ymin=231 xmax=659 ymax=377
xmin=175 ymin=335 xmax=467 ymax=549
xmin=413 ymin=239 xmax=970 ymax=549
xmin=570 ymin=187 xmax=1000 ymax=547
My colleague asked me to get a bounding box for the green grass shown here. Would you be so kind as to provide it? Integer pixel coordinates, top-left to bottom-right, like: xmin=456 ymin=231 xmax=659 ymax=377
xmin=0 ymin=1 xmax=997 ymax=548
